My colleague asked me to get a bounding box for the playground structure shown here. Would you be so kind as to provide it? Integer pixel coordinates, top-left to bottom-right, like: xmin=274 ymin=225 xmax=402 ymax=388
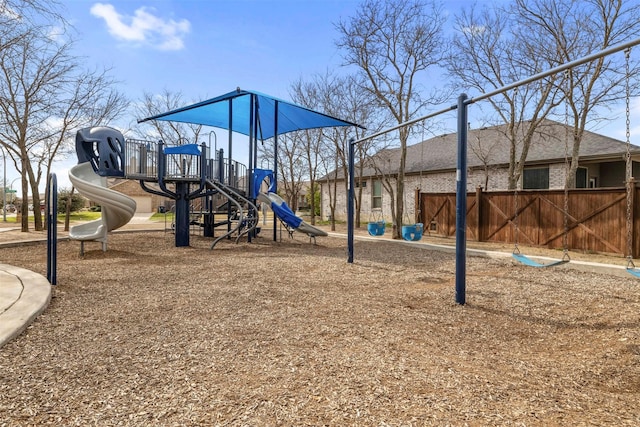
xmin=69 ymin=89 xmax=359 ymax=250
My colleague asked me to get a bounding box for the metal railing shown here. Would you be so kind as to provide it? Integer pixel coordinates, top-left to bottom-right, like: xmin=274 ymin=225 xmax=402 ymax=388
xmin=124 ymin=139 xmax=158 ymax=179
xmin=123 ymin=138 xmax=248 ymax=194
xmin=164 ymin=151 xmax=201 ymax=180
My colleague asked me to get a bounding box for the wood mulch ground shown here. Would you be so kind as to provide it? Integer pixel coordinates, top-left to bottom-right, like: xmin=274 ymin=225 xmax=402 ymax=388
xmin=0 ymin=226 xmax=639 ymax=426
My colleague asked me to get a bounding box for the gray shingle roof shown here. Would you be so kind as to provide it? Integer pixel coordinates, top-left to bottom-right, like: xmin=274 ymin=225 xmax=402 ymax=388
xmin=352 ymin=119 xmax=640 ymax=178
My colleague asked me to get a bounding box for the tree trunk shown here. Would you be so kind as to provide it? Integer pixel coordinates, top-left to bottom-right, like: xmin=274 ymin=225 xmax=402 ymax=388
xmin=20 ymin=175 xmax=28 ymax=232
xmin=64 ymin=187 xmax=75 ymax=231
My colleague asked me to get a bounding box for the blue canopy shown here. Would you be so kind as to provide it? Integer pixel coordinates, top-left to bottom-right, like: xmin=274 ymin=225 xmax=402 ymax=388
xmin=138 ymin=88 xmax=363 ymax=140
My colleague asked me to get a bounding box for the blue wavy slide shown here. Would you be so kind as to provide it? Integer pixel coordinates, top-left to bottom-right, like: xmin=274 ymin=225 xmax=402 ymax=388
xmin=258 ymin=192 xmax=327 ymax=237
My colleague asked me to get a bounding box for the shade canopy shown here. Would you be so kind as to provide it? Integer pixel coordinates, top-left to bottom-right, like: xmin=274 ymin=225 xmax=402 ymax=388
xmin=138 ymin=88 xmax=363 ymax=140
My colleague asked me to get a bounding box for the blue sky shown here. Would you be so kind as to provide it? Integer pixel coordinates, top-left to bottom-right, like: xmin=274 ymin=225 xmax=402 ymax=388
xmin=4 ymin=0 xmax=638 ymax=194
xmin=67 ymin=0 xmax=362 ymax=101
xmin=42 ymin=0 xmax=369 ymax=192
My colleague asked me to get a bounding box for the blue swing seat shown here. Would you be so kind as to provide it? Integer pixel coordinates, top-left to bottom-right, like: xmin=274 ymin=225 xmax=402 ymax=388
xmin=512 ymin=253 xmax=569 ymax=268
xmin=626 ymin=258 xmax=640 ymax=278
xmin=367 ymin=221 xmax=386 ymax=236
xmin=402 ymin=223 xmax=424 ymax=241
xmin=627 ymin=267 xmax=640 ymax=278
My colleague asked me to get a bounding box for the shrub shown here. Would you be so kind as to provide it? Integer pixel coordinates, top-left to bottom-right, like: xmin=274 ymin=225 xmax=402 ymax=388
xmin=57 ymin=189 xmax=86 ymax=214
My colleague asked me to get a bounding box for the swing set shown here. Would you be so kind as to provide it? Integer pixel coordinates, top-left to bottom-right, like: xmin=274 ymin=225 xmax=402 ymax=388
xmin=347 ymin=37 xmax=640 ymax=305
xmin=366 ymin=121 xmax=426 ymax=242
xmin=511 ymin=81 xmax=572 ymax=268
xmin=401 ymin=122 xmax=426 ymax=242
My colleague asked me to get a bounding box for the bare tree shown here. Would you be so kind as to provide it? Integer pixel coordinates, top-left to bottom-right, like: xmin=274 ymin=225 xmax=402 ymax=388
xmin=0 ymin=0 xmax=64 ymax=51
xmin=289 ymin=77 xmax=329 ymax=224
xmin=0 ymin=17 xmax=128 ymax=231
xmin=469 ymin=132 xmax=501 ymax=191
xmin=336 ymin=0 xmax=448 ymax=238
xmin=258 ymin=132 xmax=305 ymax=210
xmin=290 ymin=72 xmax=377 ymax=230
xmin=280 ymin=133 xmax=306 ymax=210
xmin=134 ymin=90 xmax=203 ymax=145
xmin=321 ymin=76 xmax=378 ymax=230
xmin=450 ymin=0 xmax=640 ymax=190
xmin=448 ymin=4 xmax=564 ymax=190
xmin=514 ymin=0 xmax=640 ymax=188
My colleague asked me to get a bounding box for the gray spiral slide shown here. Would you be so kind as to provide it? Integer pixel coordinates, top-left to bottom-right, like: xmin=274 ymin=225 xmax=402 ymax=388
xmin=68 ymin=162 xmax=136 ymax=253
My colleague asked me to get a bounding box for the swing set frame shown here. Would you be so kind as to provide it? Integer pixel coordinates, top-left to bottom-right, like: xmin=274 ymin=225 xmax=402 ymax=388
xmin=347 ymin=36 xmax=640 ymax=305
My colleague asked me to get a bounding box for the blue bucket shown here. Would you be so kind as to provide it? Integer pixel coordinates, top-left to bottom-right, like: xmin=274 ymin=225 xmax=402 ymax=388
xmin=402 ymin=223 xmax=424 ymax=241
xmin=367 ymin=221 xmax=386 ymax=236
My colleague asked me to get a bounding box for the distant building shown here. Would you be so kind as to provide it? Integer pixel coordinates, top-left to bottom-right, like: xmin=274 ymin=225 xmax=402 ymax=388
xmin=321 ymin=119 xmax=640 ymax=222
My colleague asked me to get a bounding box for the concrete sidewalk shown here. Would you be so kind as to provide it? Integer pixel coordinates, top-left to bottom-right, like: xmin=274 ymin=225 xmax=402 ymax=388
xmin=0 ymin=263 xmax=51 ymax=348
xmin=0 ymin=213 xmax=162 ymax=349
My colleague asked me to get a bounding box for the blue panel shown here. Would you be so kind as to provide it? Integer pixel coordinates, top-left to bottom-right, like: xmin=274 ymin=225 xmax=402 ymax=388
xmin=252 ymin=169 xmax=275 ymax=199
xmin=164 ymin=144 xmax=201 ymax=155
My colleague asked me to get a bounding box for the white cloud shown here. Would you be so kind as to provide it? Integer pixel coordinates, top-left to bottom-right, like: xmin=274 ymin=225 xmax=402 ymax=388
xmin=0 ymin=0 xmax=21 ymax=21
xmin=90 ymin=3 xmax=190 ymax=51
xmin=462 ymin=24 xmax=486 ymax=36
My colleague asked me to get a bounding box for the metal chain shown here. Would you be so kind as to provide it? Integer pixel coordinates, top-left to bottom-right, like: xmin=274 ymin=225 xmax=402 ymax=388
xmin=417 ymin=119 xmax=425 ymax=224
xmin=512 ymin=87 xmax=520 ymax=253
xmin=563 ymin=70 xmax=570 ymax=260
xmin=624 ymin=48 xmax=635 ymax=268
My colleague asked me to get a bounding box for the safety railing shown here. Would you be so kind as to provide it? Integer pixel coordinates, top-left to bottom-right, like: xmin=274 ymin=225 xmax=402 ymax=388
xmin=124 ymin=139 xmax=159 ymax=179
xmin=123 ymin=138 xmax=248 ymax=194
xmin=164 ymin=148 xmax=201 ymax=180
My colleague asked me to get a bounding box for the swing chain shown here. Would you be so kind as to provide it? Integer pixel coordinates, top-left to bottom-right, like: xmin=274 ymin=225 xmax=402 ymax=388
xmin=624 ymin=47 xmax=634 ymax=261
xmin=512 ymin=87 xmax=520 ymax=252
xmin=627 ymin=255 xmax=636 ymax=270
xmin=563 ymin=69 xmax=571 ymax=256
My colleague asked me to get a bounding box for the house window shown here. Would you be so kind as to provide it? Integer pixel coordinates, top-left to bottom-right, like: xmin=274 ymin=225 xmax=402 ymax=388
xmin=576 ymin=167 xmax=588 ymax=188
xmin=372 ymin=180 xmax=382 ymax=208
xmin=523 ymin=167 xmax=549 ymax=189
xmin=355 ymin=180 xmax=367 ymax=188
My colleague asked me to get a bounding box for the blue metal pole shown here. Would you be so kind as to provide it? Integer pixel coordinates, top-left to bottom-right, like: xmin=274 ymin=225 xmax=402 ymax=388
xmin=175 ymin=182 xmax=190 ymax=247
xmin=247 ymin=94 xmax=255 ymax=243
xmin=2 ymin=148 xmax=6 ymax=222
xmin=347 ymin=138 xmax=355 ymax=263
xmin=227 ymin=98 xmax=233 ymax=235
xmin=455 ymin=94 xmax=468 ymax=305
xmin=273 ymin=101 xmax=279 ymax=242
xmin=217 ymin=149 xmax=224 ymax=181
xmin=46 ymin=173 xmax=57 ymax=285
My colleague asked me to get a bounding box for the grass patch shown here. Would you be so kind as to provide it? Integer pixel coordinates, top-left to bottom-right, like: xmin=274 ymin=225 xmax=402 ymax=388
xmin=150 ymin=212 xmax=174 ymax=221
xmin=1 ymin=211 xmax=102 ymax=223
xmin=60 ymin=211 xmax=102 ymax=221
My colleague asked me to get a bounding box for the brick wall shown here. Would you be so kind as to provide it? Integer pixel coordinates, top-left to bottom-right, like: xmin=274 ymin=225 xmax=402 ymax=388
xmin=322 ymin=163 xmax=567 ymax=222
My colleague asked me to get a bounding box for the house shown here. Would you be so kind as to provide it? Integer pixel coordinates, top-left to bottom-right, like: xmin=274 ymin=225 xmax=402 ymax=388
xmin=108 ymin=178 xmax=167 ymax=213
xmin=276 ymin=180 xmax=311 ymax=212
xmin=321 ymin=119 xmax=640 ymax=222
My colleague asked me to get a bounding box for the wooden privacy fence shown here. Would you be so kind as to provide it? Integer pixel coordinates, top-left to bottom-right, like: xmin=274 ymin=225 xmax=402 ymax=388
xmin=418 ymin=184 xmax=640 ymax=258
